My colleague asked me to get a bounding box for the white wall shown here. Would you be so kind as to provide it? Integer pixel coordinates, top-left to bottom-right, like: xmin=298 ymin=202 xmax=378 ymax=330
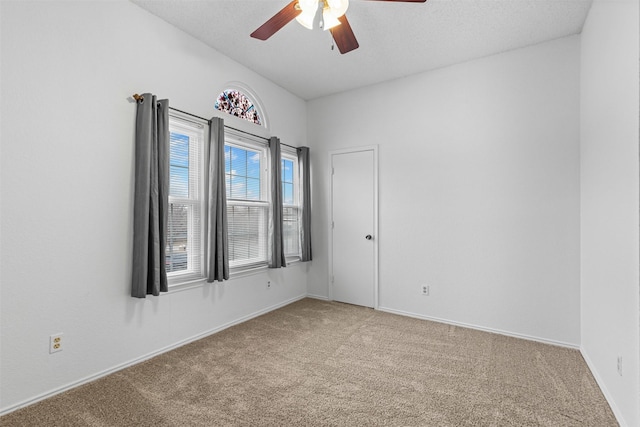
xmin=2 ymin=0 xmax=637 ymax=422
xmin=0 ymin=1 xmax=309 ymax=413
xmin=308 ymin=36 xmax=581 ymax=347
xmin=580 ymin=0 xmax=640 ymax=425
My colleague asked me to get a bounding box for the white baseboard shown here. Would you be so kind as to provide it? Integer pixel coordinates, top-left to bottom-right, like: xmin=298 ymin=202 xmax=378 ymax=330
xmin=377 ymin=306 xmax=580 ymax=350
xmin=306 ymin=293 xmax=330 ymax=301
xmin=0 ymin=294 xmax=307 ymax=417
xmin=580 ymin=349 xmax=628 ymax=427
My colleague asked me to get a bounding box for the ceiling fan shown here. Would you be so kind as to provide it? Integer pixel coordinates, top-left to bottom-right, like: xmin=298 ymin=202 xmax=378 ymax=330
xmin=250 ymin=0 xmax=427 ymax=54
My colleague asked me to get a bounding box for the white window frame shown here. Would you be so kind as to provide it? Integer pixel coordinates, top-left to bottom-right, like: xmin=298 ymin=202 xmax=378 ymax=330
xmin=166 ymin=113 xmax=206 ymax=286
xmin=164 ymin=114 xmax=302 ymax=284
xmin=225 ymin=131 xmax=270 ymax=271
xmin=281 ymin=148 xmax=302 ymax=261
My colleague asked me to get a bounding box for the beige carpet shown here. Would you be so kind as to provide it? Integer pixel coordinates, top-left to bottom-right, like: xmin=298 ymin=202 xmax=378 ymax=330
xmin=1 ymin=298 xmax=617 ymax=426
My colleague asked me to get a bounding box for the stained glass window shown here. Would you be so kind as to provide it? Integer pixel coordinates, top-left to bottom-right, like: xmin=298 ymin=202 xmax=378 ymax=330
xmin=215 ymin=89 xmax=262 ymax=125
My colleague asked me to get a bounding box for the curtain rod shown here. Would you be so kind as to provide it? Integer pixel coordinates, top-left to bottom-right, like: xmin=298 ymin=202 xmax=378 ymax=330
xmin=132 ymin=94 xmax=298 ymax=150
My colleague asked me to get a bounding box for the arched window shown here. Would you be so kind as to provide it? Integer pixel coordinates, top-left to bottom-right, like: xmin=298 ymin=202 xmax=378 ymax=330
xmin=214 ymin=89 xmax=262 ymax=126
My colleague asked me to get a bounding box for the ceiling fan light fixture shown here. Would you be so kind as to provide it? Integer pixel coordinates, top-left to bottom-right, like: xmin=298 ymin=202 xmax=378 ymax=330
xmin=326 ymin=0 xmax=348 ymax=18
xmin=295 ymin=10 xmax=316 ymax=29
xmin=252 ymin=0 xmax=424 ymax=54
xmin=297 ymin=0 xmax=318 ymax=13
xmin=295 ymin=14 xmax=315 ymax=30
xmin=296 ymin=0 xmax=318 ymax=29
xmin=321 ymin=9 xmax=341 ymax=31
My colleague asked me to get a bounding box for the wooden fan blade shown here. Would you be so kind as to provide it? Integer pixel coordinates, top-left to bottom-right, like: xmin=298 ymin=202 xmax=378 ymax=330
xmin=250 ymin=0 xmax=302 ymax=41
xmin=330 ymin=15 xmax=359 ymax=54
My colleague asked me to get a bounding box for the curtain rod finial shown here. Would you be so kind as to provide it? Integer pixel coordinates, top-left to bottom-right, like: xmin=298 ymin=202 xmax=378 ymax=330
xmin=132 ymin=93 xmax=144 ymax=102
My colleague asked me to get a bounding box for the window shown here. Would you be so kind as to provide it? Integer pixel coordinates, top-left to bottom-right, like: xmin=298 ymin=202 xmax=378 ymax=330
xmin=215 ymin=89 xmax=262 ymax=126
xmin=166 ymin=112 xmax=304 ymax=286
xmin=225 ymin=134 xmax=269 ymax=268
xmin=281 ymin=151 xmax=301 ymax=259
xmin=166 ymin=115 xmax=204 ymax=282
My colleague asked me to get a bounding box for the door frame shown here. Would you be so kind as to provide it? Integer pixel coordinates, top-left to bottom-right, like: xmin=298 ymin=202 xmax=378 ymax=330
xmin=328 ymin=145 xmax=379 ymax=309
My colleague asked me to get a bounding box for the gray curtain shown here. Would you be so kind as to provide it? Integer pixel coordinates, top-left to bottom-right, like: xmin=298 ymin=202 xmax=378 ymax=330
xmin=131 ymin=94 xmax=169 ymax=298
xmin=269 ymin=137 xmax=287 ymax=268
xmin=206 ymin=117 xmax=229 ymax=282
xmin=298 ymin=147 xmax=312 ymax=262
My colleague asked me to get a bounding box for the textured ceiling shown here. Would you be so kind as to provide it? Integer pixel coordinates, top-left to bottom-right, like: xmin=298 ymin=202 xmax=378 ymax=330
xmin=131 ymin=0 xmax=592 ymax=100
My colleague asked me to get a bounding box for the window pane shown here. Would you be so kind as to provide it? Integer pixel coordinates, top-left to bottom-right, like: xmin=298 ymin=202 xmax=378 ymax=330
xmin=230 ymin=146 xmax=247 ymax=177
xmin=226 ymin=145 xmax=262 ymax=201
xmin=168 ymin=117 xmax=203 ymax=282
xmin=229 ymin=175 xmax=246 ymax=199
xmin=247 ymin=151 xmax=261 ymax=178
xmin=282 ymin=159 xmax=293 ymax=183
xmin=224 ymin=141 xmax=267 ymax=268
xmin=170 ymin=165 xmax=189 ymax=198
xmin=170 ymin=133 xmax=189 ymax=167
xmin=229 ymin=205 xmax=249 ymax=261
xmin=228 ymin=204 xmax=267 ymax=265
xmin=224 ymin=145 xmax=231 ymax=174
xmin=283 ymin=207 xmax=300 ymax=256
xmin=281 ymin=156 xmax=300 ymax=258
xmin=170 ymin=132 xmax=189 ymax=198
xmin=246 ymin=178 xmax=260 ymax=201
xmin=166 ymin=203 xmax=189 ymax=273
xmin=282 ymin=182 xmax=293 ymax=205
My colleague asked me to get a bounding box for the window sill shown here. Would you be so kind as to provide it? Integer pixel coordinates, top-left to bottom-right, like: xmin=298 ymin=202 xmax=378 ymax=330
xmin=168 ymin=277 xmax=208 ymax=293
xmin=285 ymin=256 xmax=301 ymax=265
xmin=229 ymin=263 xmax=269 ymax=279
xmin=167 ymin=265 xmax=269 ymax=292
xmin=167 ymin=258 xmax=306 ymax=292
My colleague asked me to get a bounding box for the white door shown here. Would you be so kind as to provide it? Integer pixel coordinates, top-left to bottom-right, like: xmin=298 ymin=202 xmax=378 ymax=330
xmin=330 ymin=148 xmax=377 ymax=308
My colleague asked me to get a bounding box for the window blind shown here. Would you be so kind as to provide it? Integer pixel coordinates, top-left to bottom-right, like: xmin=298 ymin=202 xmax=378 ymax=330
xmin=167 ymin=116 xmax=204 ymax=280
xmin=225 ymin=140 xmax=269 ymax=268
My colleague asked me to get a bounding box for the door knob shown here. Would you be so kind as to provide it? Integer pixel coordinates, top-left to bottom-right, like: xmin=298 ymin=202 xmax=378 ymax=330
xmin=365 ymin=235 xmax=372 ymax=240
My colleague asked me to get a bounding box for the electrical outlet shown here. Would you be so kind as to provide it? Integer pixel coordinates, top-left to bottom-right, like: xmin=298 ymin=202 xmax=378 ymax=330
xmin=50 ymin=333 xmax=63 ymax=354
xmin=421 ymin=285 xmax=429 ymax=296
xmin=617 ymin=356 xmax=623 ymax=376
xmin=267 ymin=281 xmax=272 ymax=289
